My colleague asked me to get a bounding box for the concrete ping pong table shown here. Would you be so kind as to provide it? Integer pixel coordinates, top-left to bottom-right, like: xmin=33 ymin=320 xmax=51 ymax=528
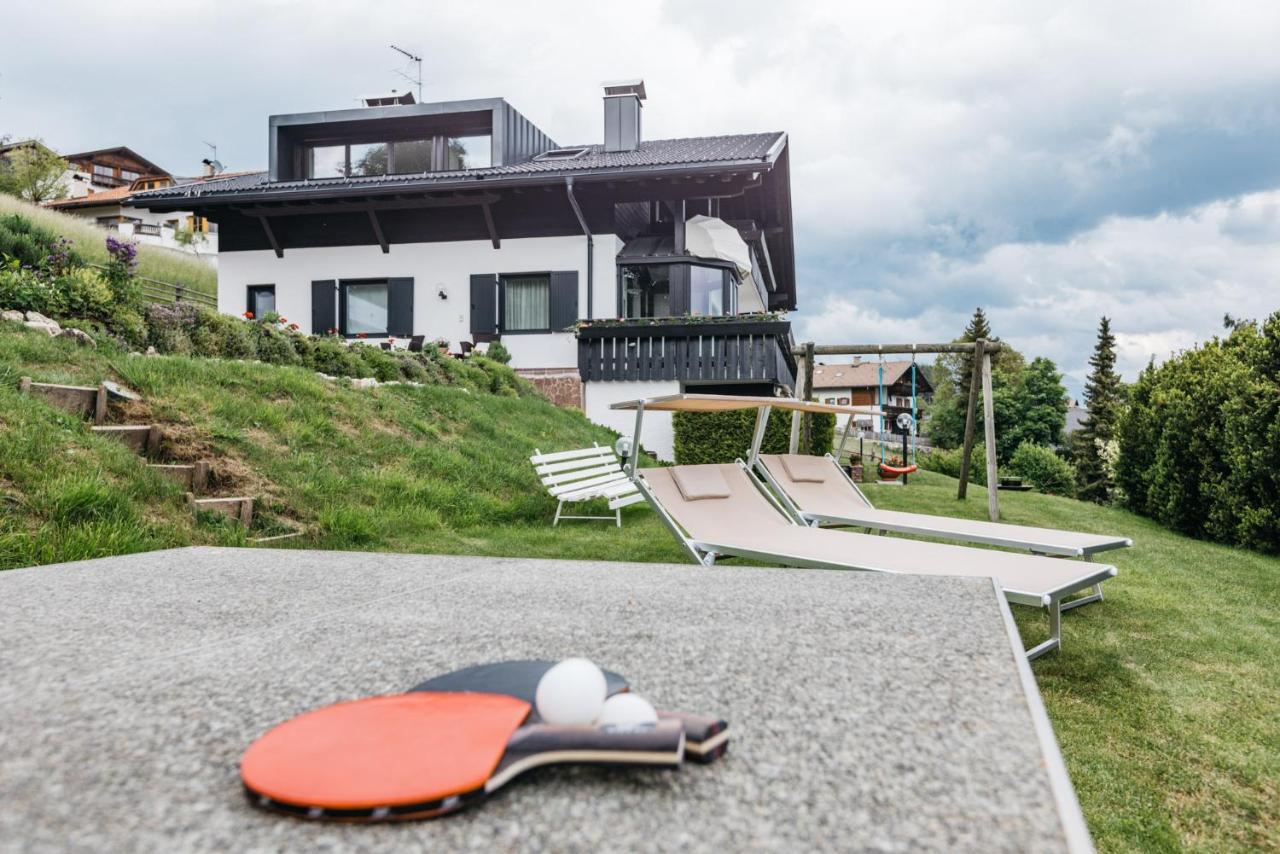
xmin=0 ymin=547 xmax=1093 ymax=852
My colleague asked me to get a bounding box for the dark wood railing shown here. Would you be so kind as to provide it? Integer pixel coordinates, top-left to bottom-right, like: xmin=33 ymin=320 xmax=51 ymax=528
xmin=577 ymin=319 xmax=796 ymax=388
xmin=87 ymin=264 xmax=218 ymax=309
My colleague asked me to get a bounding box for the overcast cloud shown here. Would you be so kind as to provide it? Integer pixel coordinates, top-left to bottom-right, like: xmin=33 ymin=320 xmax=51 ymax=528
xmin=3 ymin=1 xmax=1278 ymax=395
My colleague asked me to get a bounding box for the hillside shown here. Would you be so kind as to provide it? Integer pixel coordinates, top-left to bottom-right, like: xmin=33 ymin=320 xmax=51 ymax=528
xmin=1 ymin=322 xmax=1277 ymax=851
xmin=0 ymin=194 xmax=217 ymax=296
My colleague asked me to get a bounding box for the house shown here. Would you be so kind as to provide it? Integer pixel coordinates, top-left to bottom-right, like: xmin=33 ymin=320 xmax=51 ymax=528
xmin=0 ymin=139 xmax=91 ymax=200
xmin=811 ymin=360 xmax=934 ymax=434
xmin=126 ymin=80 xmax=798 ymax=458
xmin=45 ymin=150 xmax=235 ymax=263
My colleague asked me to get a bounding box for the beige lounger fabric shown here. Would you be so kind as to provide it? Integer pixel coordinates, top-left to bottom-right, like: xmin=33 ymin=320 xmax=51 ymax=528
xmin=779 ymin=453 xmax=830 ymax=483
xmin=640 ymin=464 xmax=1111 ymax=602
xmin=671 ymin=464 xmax=733 ymax=501
xmin=759 ymin=454 xmax=1130 ymax=556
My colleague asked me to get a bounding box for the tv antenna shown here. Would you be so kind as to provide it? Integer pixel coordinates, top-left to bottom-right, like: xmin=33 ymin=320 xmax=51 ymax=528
xmin=203 ymin=141 xmax=217 ymax=162
xmin=390 ymin=45 xmax=423 ymax=101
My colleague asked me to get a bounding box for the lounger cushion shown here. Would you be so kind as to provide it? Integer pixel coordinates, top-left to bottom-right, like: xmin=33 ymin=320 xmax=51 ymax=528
xmin=780 ymin=454 xmax=829 ymax=483
xmin=670 ymin=465 xmax=732 ymax=501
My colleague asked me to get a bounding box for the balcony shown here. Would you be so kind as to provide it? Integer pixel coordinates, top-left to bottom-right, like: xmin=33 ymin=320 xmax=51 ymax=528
xmin=576 ymin=317 xmax=796 ymax=389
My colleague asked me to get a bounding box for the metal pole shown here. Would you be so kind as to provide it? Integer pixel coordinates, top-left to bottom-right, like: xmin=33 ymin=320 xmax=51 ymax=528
xmin=748 ymin=405 xmax=772 ymax=467
xmin=982 ymin=351 xmax=1000 ymax=521
xmin=626 ymin=402 xmax=645 ymax=475
xmin=957 ymin=338 xmax=986 ymax=499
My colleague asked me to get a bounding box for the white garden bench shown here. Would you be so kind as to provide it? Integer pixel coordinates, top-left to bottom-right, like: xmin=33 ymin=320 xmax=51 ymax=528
xmin=530 ymin=443 xmax=645 ymax=527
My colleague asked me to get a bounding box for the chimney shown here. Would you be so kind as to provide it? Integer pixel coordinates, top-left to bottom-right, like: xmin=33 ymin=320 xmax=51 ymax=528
xmin=603 ymin=79 xmax=646 ymax=153
xmin=200 ymin=159 xmax=216 ymax=178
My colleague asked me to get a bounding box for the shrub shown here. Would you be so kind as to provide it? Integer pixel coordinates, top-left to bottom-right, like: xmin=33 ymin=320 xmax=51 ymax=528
xmin=1008 ymin=441 xmax=1075 ymax=496
xmin=672 ymin=408 xmax=835 ymax=465
xmin=0 ymin=213 xmax=81 ymax=269
xmin=304 ymin=336 xmax=368 ymax=377
xmin=351 ymin=344 xmax=401 ymax=382
xmin=1117 ymin=313 xmax=1279 ymax=552
xmin=0 ymin=257 xmax=66 ymax=316
xmin=60 ymin=267 xmax=115 ymax=321
xmin=918 ymin=443 xmax=988 ymax=486
xmin=486 ymin=341 xmax=512 ymax=364
xmin=252 ymin=324 xmax=302 ymax=367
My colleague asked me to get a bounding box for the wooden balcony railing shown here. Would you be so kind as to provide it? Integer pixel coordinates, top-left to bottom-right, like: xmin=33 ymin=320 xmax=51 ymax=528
xmin=576 ymin=318 xmax=796 ymax=389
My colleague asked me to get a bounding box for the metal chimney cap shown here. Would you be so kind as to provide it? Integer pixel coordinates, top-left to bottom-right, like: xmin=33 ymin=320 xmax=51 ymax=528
xmin=602 ymin=79 xmax=646 ymax=100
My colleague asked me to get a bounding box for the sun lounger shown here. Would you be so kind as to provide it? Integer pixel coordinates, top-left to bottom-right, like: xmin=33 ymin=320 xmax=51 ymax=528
xmin=756 ymin=453 xmax=1131 ymax=558
xmin=531 ymin=444 xmax=645 ymax=527
xmin=635 ymin=461 xmax=1117 ymax=659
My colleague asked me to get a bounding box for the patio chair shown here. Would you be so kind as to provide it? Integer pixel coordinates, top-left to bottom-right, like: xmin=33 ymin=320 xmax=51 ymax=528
xmin=407 ymin=335 xmax=426 ymax=353
xmin=531 ymin=443 xmax=645 ymax=527
xmin=756 ymin=453 xmax=1131 ymax=559
xmin=634 ymin=461 xmax=1117 ymax=659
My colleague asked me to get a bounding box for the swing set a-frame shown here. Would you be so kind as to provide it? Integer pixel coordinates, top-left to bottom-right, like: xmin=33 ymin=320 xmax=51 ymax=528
xmin=787 ymin=338 xmax=1005 ymax=522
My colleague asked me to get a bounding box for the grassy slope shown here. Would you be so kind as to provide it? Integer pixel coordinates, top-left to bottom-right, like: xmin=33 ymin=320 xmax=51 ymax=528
xmin=0 ymin=194 xmax=217 ymax=295
xmin=1 ymin=325 xmax=1276 ymax=851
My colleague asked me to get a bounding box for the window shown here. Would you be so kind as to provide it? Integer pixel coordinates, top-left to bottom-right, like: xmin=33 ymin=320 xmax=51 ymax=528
xmin=838 ymin=397 xmax=851 ymax=406
xmin=620 ymin=264 xmax=672 ymax=319
xmin=341 ymin=281 xmax=389 ymax=336
xmin=446 ymin=136 xmax=491 ymax=170
xmin=348 ymin=143 xmax=388 ymax=177
xmin=533 ymin=147 xmax=589 ymax=161
xmin=689 ymin=265 xmax=729 ymax=317
xmin=120 ymin=169 xmax=140 ymax=181
xmin=306 ymin=145 xmax=346 ymax=178
xmin=502 ymin=275 xmax=550 ymax=332
xmin=246 ymin=285 xmax=276 ymax=318
xmin=391 ymin=139 xmax=432 ymax=174
xmin=93 ymin=164 xmax=113 ymax=177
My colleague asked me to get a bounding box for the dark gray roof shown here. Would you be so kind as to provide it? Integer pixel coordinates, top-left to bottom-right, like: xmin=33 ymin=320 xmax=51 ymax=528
xmin=129 ymin=133 xmax=785 ymax=204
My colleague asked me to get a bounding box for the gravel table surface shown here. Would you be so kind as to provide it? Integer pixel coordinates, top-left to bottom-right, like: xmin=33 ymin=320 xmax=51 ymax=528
xmin=0 ymin=547 xmax=1089 ymax=853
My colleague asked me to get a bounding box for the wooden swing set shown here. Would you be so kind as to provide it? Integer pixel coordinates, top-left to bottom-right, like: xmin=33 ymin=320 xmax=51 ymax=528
xmin=787 ymin=338 xmax=1004 ymax=521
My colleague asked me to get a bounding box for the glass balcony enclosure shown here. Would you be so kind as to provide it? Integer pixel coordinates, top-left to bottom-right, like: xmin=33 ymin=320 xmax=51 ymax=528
xmin=619 ymin=261 xmax=738 ymax=320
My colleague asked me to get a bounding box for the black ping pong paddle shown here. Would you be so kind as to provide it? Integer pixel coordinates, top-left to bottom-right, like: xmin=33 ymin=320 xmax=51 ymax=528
xmin=411 ymin=659 xmax=730 ymax=763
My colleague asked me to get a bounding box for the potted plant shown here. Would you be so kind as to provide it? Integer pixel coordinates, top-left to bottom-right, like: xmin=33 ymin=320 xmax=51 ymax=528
xmin=434 ymin=337 xmax=450 ymax=355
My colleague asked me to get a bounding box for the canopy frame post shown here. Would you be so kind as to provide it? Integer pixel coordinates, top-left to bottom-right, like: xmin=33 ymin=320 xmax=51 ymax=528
xmin=747 ymin=404 xmax=773 ymax=468
xmin=626 ymin=402 xmax=645 ymax=475
xmin=957 ymin=338 xmax=987 ymax=499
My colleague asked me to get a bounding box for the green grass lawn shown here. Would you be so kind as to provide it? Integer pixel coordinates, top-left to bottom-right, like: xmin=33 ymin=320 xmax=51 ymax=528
xmin=1 ymin=325 xmax=1276 ymax=851
xmin=0 ymin=194 xmax=217 ymax=296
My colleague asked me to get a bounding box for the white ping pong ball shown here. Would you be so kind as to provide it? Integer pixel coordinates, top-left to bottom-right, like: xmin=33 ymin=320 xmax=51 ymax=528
xmin=534 ymin=658 xmax=607 ymax=726
xmin=597 ymin=693 xmax=659 ymax=729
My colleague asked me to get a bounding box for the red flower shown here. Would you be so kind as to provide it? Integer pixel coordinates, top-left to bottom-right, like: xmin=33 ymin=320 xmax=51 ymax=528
xmin=357 ymin=332 xmax=368 ymax=339
xmin=288 ymin=323 xmax=300 ymax=331
xmin=278 ymin=316 xmax=288 ymax=323
xmin=327 ymin=328 xmax=337 ymax=335
xmin=243 ymin=311 xmax=254 ymax=320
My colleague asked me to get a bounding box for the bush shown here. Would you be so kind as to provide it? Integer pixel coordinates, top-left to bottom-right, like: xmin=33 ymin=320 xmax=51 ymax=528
xmin=1008 ymin=441 xmax=1075 ymax=496
xmin=252 ymin=324 xmax=302 ymax=367
xmin=0 ymin=213 xmax=81 ymax=269
xmin=918 ymin=443 xmax=987 ymax=486
xmin=486 ymin=341 xmax=512 ymax=364
xmin=672 ymin=407 xmax=835 ymax=465
xmin=1117 ymin=312 xmax=1279 ymax=553
xmin=304 ymin=336 xmax=368 ymax=377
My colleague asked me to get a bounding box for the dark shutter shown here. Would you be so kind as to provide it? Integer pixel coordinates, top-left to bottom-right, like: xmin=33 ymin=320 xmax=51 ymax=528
xmin=311 ymin=280 xmax=336 ymax=335
xmin=387 ymin=277 xmax=414 ymax=336
xmin=549 ymin=271 xmax=579 ymax=331
xmin=470 ymin=274 xmax=498 ymax=339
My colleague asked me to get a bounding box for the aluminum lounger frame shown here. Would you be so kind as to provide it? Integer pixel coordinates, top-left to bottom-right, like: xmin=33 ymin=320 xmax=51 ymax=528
xmin=756 ymin=453 xmax=1130 ymax=559
xmin=630 ymin=460 xmax=1116 ymax=660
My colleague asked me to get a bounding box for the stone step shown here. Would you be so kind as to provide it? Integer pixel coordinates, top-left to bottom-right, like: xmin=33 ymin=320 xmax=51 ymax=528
xmin=19 ymin=377 xmax=108 ymax=424
xmin=90 ymin=425 xmax=160 ymax=454
xmin=186 ymin=494 xmax=253 ymax=526
xmin=148 ymin=462 xmax=210 ymax=494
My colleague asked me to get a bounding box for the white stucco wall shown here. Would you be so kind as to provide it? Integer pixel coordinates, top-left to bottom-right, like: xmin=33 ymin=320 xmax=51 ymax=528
xmin=583 ymin=379 xmax=681 ymax=461
xmin=217 ymin=235 xmax=617 ymax=370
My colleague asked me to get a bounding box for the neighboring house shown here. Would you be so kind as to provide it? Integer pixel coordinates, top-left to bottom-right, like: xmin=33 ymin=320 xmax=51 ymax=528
xmin=44 ymin=167 xmax=234 ymax=265
xmin=1065 ymin=401 xmax=1087 ymax=436
xmin=126 ymin=81 xmax=799 ymax=459
xmin=811 ymin=360 xmax=934 ymax=434
xmin=60 ymin=146 xmax=169 ymax=197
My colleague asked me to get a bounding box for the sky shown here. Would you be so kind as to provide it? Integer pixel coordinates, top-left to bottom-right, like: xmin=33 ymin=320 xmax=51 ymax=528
xmin=3 ymin=1 xmax=1279 ymax=397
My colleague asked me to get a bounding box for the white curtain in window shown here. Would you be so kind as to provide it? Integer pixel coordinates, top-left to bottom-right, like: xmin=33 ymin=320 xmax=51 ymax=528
xmin=504 ymin=276 xmax=549 ymax=331
xmin=346 ymin=283 xmax=388 ymax=334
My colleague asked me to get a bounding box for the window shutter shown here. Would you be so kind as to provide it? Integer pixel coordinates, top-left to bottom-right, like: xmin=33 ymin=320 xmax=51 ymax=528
xmin=549 ymin=271 xmax=579 ymax=331
xmin=311 ymin=280 xmax=336 ymax=335
xmin=387 ymin=278 xmax=414 ymax=336
xmin=470 ymin=274 xmax=498 ymax=339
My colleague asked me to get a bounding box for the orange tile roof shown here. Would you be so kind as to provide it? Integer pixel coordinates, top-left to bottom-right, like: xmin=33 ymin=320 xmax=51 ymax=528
xmin=44 ymin=186 xmax=135 ymax=208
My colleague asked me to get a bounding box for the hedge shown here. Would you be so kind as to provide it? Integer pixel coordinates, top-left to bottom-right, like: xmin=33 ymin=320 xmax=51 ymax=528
xmin=917 ymin=443 xmax=987 ymax=486
xmin=1008 ymin=441 xmax=1075 ymax=496
xmin=1116 ymin=312 xmax=1279 ymax=553
xmin=672 ymin=408 xmax=835 ymax=464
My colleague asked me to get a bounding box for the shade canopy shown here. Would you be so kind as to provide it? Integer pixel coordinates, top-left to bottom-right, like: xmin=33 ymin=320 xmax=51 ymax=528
xmin=610 ymin=393 xmax=882 ymax=417
xmin=684 ymin=215 xmax=767 ymax=313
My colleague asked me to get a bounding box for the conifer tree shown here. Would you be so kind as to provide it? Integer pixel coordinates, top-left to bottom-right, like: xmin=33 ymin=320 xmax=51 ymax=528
xmin=1075 ymin=316 xmax=1123 ymax=503
xmin=954 ymin=307 xmax=995 ymax=396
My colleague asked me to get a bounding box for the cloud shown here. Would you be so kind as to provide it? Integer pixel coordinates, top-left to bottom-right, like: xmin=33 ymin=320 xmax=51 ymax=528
xmin=795 ymin=188 xmax=1280 ymax=395
xmin=2 ymin=0 xmax=1278 ymax=401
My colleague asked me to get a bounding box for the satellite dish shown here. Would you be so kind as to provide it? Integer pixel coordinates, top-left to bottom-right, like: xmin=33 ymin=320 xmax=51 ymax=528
xmin=895 ymin=412 xmax=915 ymax=431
